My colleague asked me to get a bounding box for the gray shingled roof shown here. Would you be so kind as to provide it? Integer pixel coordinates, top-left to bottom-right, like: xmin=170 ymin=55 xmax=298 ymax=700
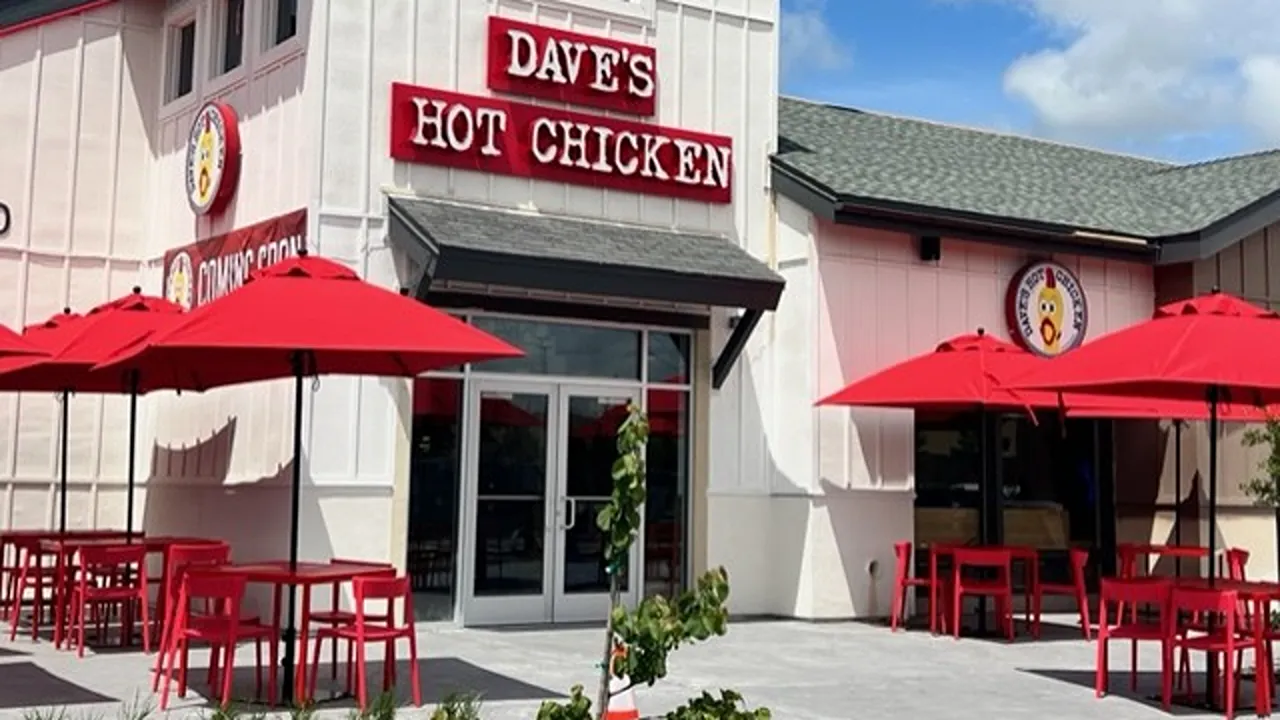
xmin=389 ymin=196 xmax=782 ymax=288
xmin=0 ymin=0 xmax=103 ymax=28
xmin=776 ymin=96 xmax=1280 ymax=238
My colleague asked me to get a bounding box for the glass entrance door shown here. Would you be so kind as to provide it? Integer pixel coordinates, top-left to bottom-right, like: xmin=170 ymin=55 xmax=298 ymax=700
xmin=461 ymin=380 xmax=642 ymax=625
xmin=552 ymin=386 xmax=641 ymax=622
xmin=462 ymin=380 xmax=556 ymax=625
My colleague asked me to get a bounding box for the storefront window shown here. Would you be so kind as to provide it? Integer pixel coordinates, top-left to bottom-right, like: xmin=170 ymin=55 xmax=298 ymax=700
xmin=471 ymin=317 xmax=642 ymax=380
xmin=647 ymin=332 xmax=690 ymax=384
xmin=644 ymin=388 xmax=689 ymax=598
xmin=913 ymin=411 xmax=1113 ymax=588
xmin=407 ymin=377 xmax=463 ymax=620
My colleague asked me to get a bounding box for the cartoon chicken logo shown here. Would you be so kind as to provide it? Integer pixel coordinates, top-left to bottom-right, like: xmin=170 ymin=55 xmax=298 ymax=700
xmin=184 ymin=102 xmax=239 ymax=216
xmin=166 ymin=251 xmax=194 ymax=311
xmin=194 ymin=116 xmax=216 ymax=205
xmin=1008 ymin=260 xmax=1087 ymax=357
xmin=1036 ymin=267 xmax=1064 ymax=353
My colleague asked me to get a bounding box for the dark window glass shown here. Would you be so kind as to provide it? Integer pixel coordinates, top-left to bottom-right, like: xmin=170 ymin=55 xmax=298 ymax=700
xmin=647 ymin=332 xmax=691 ymax=384
xmin=407 ymin=378 xmax=463 ymax=620
xmin=221 ymin=0 xmax=244 ymax=73
xmin=644 ymin=389 xmax=689 ymax=598
xmin=912 ymin=411 xmax=1111 ymax=592
xmin=471 ymin=317 xmax=641 ymax=380
xmin=274 ymin=0 xmax=298 ymax=45
xmin=562 ymin=393 xmax=637 ymax=595
xmin=473 ymin=391 xmax=550 ymax=597
xmin=175 ymin=22 xmax=196 ymax=98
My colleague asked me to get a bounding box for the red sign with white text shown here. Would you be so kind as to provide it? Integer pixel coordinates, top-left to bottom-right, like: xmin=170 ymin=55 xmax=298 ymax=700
xmin=487 ymin=16 xmax=657 ymax=117
xmin=388 ymin=82 xmax=732 ymax=204
xmin=162 ymin=209 xmax=308 ymax=310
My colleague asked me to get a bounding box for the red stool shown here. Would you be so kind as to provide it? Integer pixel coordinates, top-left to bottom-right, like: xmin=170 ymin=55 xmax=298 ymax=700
xmin=889 ymin=541 xmax=932 ymax=631
xmin=69 ymin=544 xmax=150 ymax=657
xmin=158 ymin=570 xmax=279 ymax=710
xmin=1033 ymin=547 xmax=1092 ymax=640
xmin=310 ymin=559 xmax=395 ymax=683
xmin=308 ymin=575 xmax=421 ymax=710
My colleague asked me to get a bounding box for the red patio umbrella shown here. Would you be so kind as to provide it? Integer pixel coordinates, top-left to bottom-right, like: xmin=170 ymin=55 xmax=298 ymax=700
xmin=815 ymin=329 xmax=1232 ymax=544
xmin=1010 ymin=292 xmax=1280 ymax=581
xmin=0 ymin=310 xmax=85 ymax=532
xmin=0 ymin=292 xmax=185 ymax=534
xmin=92 ymin=251 xmax=522 ymax=698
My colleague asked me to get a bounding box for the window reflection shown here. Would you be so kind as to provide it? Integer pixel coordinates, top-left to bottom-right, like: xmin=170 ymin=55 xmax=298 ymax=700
xmin=408 ymin=378 xmax=463 ymax=620
xmin=644 ymin=389 xmax=689 ymax=598
xmin=472 ymin=317 xmax=641 ymax=380
xmin=564 ymin=395 xmax=635 ymax=594
xmin=648 ymin=333 xmax=691 ymax=384
xmin=474 ymin=392 xmax=550 ymax=597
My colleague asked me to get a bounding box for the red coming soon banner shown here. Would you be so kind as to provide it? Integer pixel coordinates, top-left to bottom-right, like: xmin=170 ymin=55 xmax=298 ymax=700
xmin=162 ymin=209 xmax=308 ymax=311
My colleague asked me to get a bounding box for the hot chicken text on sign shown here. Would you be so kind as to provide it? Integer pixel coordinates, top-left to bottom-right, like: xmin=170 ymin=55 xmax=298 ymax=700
xmin=487 ymin=16 xmax=656 ymax=116
xmin=389 ymin=83 xmax=733 ymax=204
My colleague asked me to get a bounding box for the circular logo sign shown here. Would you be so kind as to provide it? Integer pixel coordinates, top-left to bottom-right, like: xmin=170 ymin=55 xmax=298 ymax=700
xmin=184 ymin=102 xmax=241 ymax=216
xmin=166 ymin=251 xmax=194 ymax=311
xmin=1006 ymin=261 xmax=1089 ymax=357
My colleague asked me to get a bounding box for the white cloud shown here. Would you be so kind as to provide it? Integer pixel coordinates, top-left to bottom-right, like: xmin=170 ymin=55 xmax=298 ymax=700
xmin=995 ymin=0 xmax=1280 ymax=146
xmin=780 ymin=0 xmax=852 ymax=80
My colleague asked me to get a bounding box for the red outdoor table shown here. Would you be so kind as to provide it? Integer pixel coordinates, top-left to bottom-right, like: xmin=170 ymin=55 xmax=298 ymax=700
xmin=1119 ymin=543 xmax=1209 ymax=578
xmin=37 ymin=535 xmax=221 ymax=649
xmin=208 ymin=560 xmax=393 ymax=705
xmin=2 ymin=530 xmax=129 ymax=617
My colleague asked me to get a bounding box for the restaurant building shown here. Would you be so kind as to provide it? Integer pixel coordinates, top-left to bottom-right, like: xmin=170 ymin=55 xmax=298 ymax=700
xmin=4 ymin=0 xmax=1280 ymax=627
xmin=0 ymin=0 xmax=785 ymax=626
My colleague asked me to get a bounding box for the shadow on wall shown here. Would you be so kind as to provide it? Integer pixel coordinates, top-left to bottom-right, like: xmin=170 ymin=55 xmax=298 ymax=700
xmin=140 ymin=413 xmax=337 ymax=617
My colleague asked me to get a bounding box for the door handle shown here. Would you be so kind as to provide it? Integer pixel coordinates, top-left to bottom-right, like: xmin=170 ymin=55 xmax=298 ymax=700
xmin=563 ymin=497 xmax=577 ymax=530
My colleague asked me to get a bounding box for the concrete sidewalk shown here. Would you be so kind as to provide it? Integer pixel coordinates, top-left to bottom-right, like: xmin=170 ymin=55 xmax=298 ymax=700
xmin=0 ymin=616 xmax=1242 ymax=719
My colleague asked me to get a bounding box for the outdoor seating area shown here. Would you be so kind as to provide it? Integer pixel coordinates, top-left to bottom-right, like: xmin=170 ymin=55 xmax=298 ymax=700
xmin=0 ymin=531 xmax=420 ymax=708
xmin=838 ymin=290 xmax=1280 ymax=718
xmin=0 ymin=251 xmax=525 ymax=711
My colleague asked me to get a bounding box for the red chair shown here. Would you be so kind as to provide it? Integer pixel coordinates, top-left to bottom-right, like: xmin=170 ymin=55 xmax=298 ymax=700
xmin=951 ymin=548 xmax=1014 ymax=642
xmin=1165 ymin=586 xmax=1254 ymax=718
xmin=308 ymin=575 xmax=421 ymax=710
xmin=7 ymin=539 xmax=62 ymax=642
xmin=1095 ymin=577 xmax=1172 ymax=697
xmin=150 ymin=544 xmax=233 ymax=693
xmin=68 ymin=544 xmax=150 ymax=657
xmin=1224 ymin=548 xmax=1249 ymax=581
xmin=1033 ymin=547 xmax=1092 ymax=640
xmin=889 ymin=541 xmax=933 ymax=632
xmin=310 ymin=559 xmax=395 ymax=682
xmin=157 ymin=570 xmax=279 ymax=710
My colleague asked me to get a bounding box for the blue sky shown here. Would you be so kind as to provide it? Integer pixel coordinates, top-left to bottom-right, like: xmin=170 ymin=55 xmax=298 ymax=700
xmin=780 ymin=0 xmax=1277 ymax=163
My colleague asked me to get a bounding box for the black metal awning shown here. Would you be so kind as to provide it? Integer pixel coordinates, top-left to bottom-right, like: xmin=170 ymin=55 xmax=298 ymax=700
xmin=386 ymin=195 xmax=784 ymax=389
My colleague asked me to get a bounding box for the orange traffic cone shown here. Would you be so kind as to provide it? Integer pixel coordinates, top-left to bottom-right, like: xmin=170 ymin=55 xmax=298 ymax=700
xmin=605 ymin=645 xmax=640 ymax=720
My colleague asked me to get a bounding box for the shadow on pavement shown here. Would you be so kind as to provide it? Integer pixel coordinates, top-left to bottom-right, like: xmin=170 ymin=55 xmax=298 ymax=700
xmin=1020 ymin=668 xmax=1265 ymax=717
xmin=0 ymin=662 xmax=115 ymax=709
xmin=180 ymin=656 xmax=564 ymax=708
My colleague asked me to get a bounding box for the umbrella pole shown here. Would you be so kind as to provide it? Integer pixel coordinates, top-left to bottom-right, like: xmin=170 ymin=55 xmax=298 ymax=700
xmin=58 ymin=391 xmax=69 ymax=534
xmin=1205 ymin=387 xmax=1221 ymax=707
xmin=281 ymin=354 xmax=305 ymax=703
xmin=125 ymin=372 xmax=138 ymax=543
xmin=1172 ymin=417 xmax=1182 ymax=545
